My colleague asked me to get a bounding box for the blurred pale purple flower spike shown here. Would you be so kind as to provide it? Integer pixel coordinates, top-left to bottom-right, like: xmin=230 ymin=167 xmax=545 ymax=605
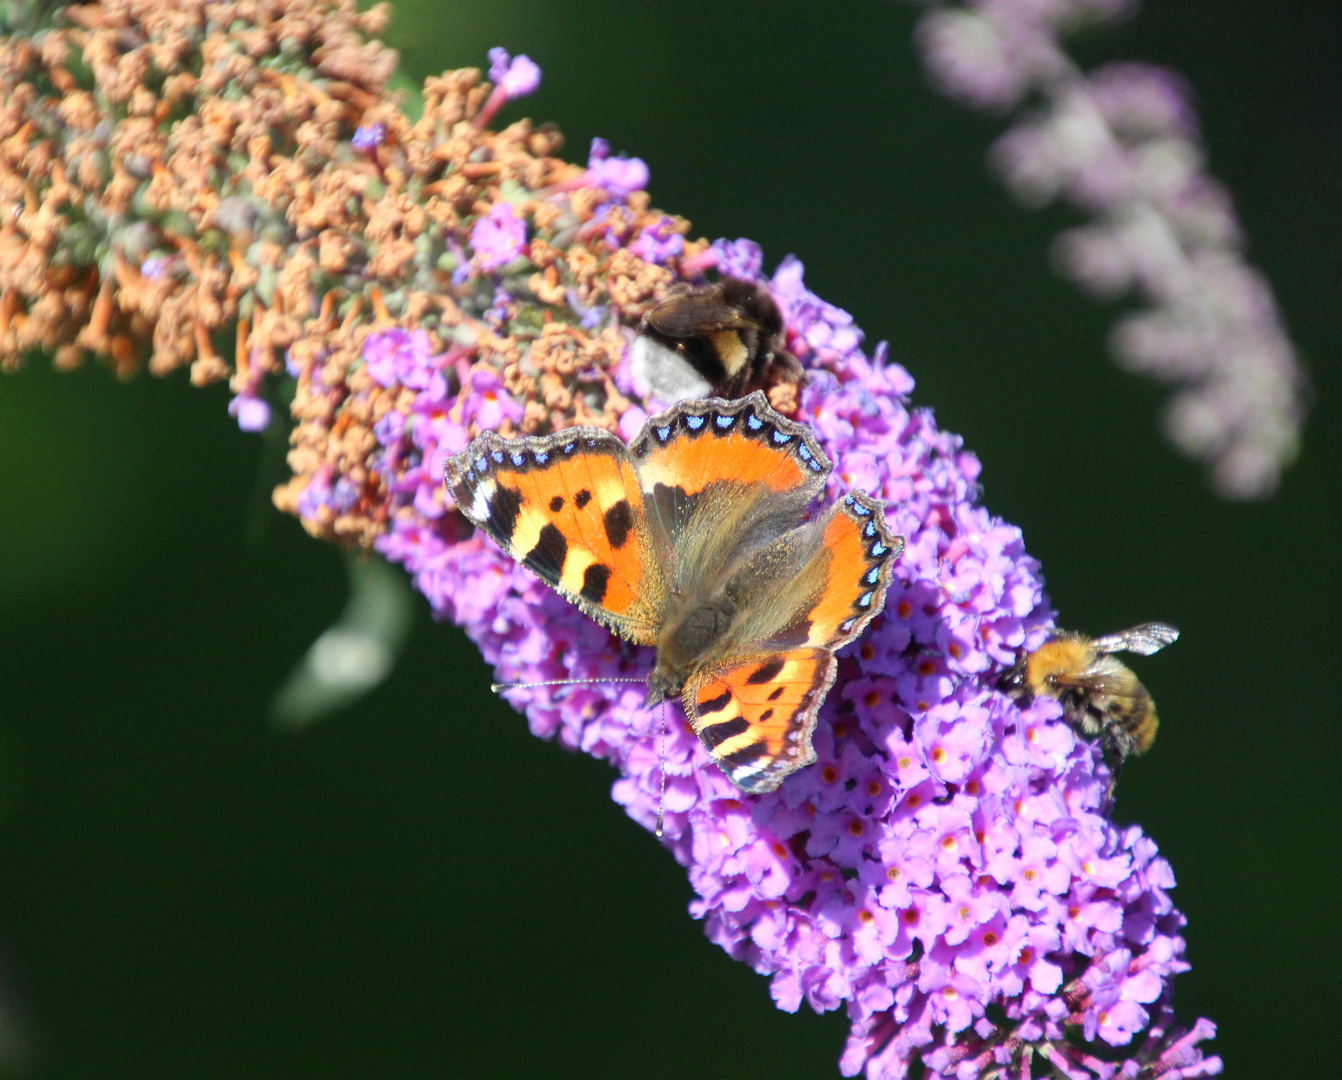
xmin=354 ymin=230 xmax=1219 ymax=1076
xmin=912 ymin=1 xmax=1307 ymax=498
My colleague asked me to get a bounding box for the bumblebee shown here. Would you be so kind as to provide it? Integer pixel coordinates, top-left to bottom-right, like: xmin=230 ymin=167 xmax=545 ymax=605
xmin=629 ymin=278 xmax=804 ymax=404
xmin=999 ymin=622 xmax=1179 ymax=788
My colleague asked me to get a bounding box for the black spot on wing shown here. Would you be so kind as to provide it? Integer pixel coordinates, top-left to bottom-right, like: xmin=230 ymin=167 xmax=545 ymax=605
xmin=758 ymin=708 xmax=774 ymax=722
xmin=701 ymin=716 xmax=749 ymax=748
xmin=697 ymin=688 xmax=733 ymax=715
xmin=580 ymin=563 xmax=611 ymax=604
xmin=575 ymin=489 xmax=592 ymax=509
xmin=746 ymin=657 xmax=786 ymax=685
xmin=524 ymin=523 xmax=568 ymax=580
xmin=549 ymin=495 xmax=564 ymax=512
xmin=603 ymin=499 xmax=633 ymax=549
xmin=485 ymin=484 xmax=523 ymax=543
xmin=767 ymin=686 xmax=785 ymax=701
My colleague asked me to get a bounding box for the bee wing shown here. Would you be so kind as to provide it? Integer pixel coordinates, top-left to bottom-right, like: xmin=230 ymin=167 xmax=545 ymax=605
xmin=1048 ymin=668 xmax=1145 ymax=702
xmin=1088 ymin=622 xmax=1179 ymax=657
xmin=645 ymin=295 xmax=758 ymax=337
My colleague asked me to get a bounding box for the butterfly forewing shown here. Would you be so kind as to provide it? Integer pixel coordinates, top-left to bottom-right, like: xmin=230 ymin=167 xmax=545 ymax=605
xmin=630 ymin=393 xmax=830 ymax=511
xmin=685 ymin=648 xmax=836 ymax=794
xmin=445 ymin=427 xmax=663 ymax=643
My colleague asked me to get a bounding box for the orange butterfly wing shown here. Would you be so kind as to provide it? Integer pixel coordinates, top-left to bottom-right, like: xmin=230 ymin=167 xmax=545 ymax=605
xmin=684 ymin=490 xmax=900 ymax=792
xmin=444 ymin=427 xmax=664 ymax=644
xmin=684 ymin=649 xmax=837 ymax=793
xmin=797 ymin=489 xmax=902 ymax=651
xmin=629 ymin=392 xmax=829 ymax=506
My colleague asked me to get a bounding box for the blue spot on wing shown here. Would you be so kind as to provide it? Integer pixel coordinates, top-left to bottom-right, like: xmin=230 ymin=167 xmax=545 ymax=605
xmin=686 ymin=415 xmax=705 ymax=431
xmin=714 ymin=414 xmax=734 ymax=429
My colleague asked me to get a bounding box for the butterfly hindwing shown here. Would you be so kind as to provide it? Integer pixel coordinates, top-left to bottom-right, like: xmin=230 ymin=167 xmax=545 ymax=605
xmin=676 ymin=491 xmax=901 ymax=791
xmin=444 ymin=426 xmax=663 ymax=643
xmin=797 ymin=490 xmax=903 ymax=650
xmin=684 ymin=648 xmax=837 ymax=794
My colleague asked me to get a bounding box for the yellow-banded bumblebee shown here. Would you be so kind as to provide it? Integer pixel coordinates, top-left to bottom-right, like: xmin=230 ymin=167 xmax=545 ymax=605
xmin=629 ymin=278 xmax=803 ymax=404
xmin=999 ymin=622 xmax=1179 ymax=789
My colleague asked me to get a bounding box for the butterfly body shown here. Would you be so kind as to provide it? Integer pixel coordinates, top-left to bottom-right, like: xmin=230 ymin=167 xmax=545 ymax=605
xmin=445 ymin=393 xmax=902 ymax=793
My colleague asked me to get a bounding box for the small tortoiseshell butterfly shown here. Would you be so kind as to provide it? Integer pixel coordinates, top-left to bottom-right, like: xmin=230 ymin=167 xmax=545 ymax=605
xmin=444 ymin=392 xmax=903 ymax=793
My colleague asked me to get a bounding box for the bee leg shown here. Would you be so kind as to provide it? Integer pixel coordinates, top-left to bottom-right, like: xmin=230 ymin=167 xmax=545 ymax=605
xmin=1103 ymin=757 xmax=1123 ymax=804
xmin=1099 ymin=727 xmax=1127 ymax=804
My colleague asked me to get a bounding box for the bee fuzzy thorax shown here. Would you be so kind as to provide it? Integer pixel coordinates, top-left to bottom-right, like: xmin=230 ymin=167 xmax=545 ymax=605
xmin=1023 ymin=636 xmax=1092 ymax=697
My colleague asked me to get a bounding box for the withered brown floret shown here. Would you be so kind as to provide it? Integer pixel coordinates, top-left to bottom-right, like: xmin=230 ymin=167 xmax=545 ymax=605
xmin=1 ymin=0 xmax=717 ymax=549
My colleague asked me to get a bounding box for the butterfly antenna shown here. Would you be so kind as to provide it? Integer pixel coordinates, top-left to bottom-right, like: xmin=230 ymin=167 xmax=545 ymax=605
xmin=489 ymin=676 xmax=645 ymax=693
xmin=655 ymin=700 xmax=668 ymax=840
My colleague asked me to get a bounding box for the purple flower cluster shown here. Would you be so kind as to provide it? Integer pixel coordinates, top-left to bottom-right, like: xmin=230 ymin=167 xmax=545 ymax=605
xmin=911 ymin=0 xmax=1306 ymax=498
xmin=335 ymin=244 xmax=1218 ymax=1075
xmin=261 ymin=43 xmax=1219 ymax=1078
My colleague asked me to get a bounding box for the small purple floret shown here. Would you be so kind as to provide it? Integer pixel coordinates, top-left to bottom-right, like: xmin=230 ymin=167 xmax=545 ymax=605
xmin=470 ymin=202 xmax=528 ymax=272
xmin=628 ymin=216 xmax=685 ymax=265
xmin=351 ymin=123 xmax=386 ymax=152
xmin=711 ymin=237 xmax=765 ymax=281
xmin=585 ymin=137 xmax=649 ymax=198
xmin=139 ymin=255 xmax=171 ymax=280
xmin=487 ymin=48 xmax=542 ymax=100
xmin=228 ymin=392 xmax=271 ymax=432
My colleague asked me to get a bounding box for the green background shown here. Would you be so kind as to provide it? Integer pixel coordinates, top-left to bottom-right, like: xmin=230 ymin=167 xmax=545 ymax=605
xmin=0 ymin=0 xmax=1337 ymax=1075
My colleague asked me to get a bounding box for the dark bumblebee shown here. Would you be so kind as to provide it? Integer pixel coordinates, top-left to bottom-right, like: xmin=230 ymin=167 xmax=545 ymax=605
xmin=999 ymin=622 xmax=1179 ymax=791
xmin=629 ymin=278 xmax=804 ymax=403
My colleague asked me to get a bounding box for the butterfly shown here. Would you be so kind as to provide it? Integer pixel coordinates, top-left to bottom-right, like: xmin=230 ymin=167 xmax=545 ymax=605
xmin=443 ymin=392 xmax=903 ymax=793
